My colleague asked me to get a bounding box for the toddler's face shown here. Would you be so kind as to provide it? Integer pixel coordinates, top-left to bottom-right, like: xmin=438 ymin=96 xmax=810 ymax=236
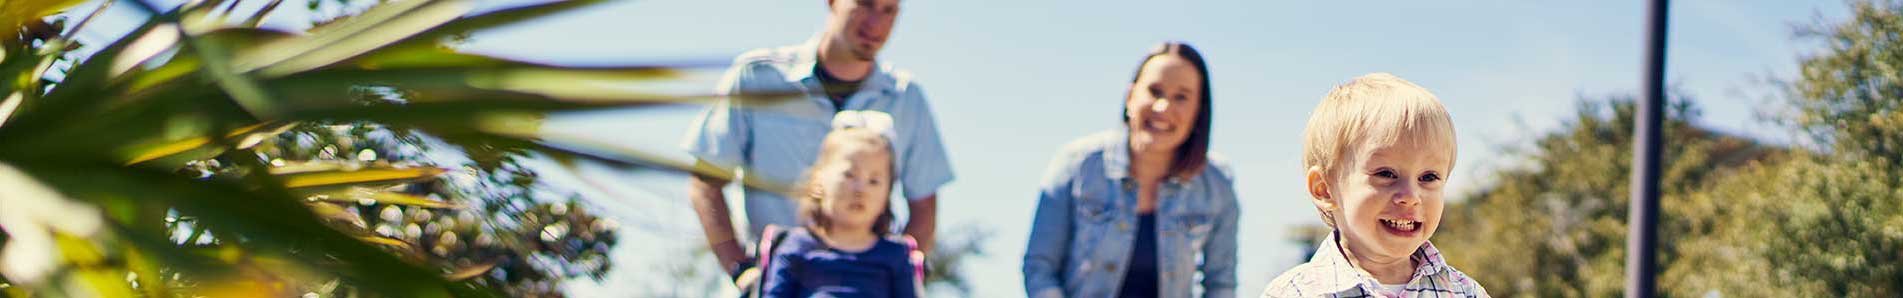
xmin=1322 ymin=134 xmax=1452 ymax=262
xmin=814 ymin=141 xmax=894 ymax=231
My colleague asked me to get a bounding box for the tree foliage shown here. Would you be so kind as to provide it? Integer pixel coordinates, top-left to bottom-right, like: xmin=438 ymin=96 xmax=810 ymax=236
xmin=1427 ymin=1 xmax=1903 ymax=297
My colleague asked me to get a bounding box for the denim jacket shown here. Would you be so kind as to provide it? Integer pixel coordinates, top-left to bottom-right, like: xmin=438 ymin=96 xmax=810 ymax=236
xmin=1023 ymin=129 xmax=1240 ymax=298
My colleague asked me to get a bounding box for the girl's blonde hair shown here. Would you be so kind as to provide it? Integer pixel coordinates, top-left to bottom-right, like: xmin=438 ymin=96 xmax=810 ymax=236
xmin=796 ymin=126 xmax=898 ymax=236
xmin=1300 ymin=73 xmax=1458 ymax=228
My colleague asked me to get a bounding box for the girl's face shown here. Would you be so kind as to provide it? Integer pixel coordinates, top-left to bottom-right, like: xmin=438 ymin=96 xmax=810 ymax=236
xmin=1319 ymin=135 xmax=1452 ymax=263
xmin=1125 ymin=55 xmax=1203 ymax=156
xmin=812 ymin=140 xmax=894 ymax=232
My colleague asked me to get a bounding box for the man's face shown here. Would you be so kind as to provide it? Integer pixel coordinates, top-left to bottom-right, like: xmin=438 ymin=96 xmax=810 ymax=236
xmin=827 ymin=0 xmax=900 ymax=62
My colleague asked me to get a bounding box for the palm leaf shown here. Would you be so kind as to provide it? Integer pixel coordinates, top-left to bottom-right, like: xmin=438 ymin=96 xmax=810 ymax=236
xmin=238 ymin=0 xmax=471 ymax=77
xmin=120 ymin=121 xmax=295 ymax=166
xmin=275 ymin=166 xmax=446 ymax=189
xmin=0 ymin=0 xmax=91 ymax=37
xmin=444 ymin=261 xmax=500 ymax=282
xmin=303 ymin=187 xmax=463 ymax=209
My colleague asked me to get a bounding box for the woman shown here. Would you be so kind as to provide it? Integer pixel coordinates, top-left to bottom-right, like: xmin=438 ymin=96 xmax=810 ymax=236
xmin=1022 ymin=42 xmax=1238 ymax=298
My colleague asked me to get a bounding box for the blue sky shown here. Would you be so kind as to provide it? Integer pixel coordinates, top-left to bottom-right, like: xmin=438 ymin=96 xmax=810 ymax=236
xmin=74 ymin=0 xmax=1850 ymax=296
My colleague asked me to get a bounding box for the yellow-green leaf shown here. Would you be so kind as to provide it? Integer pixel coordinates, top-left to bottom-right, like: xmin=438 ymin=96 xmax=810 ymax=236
xmin=120 ymin=122 xmax=293 ymax=166
xmin=277 ymin=167 xmax=445 ymax=189
xmin=444 ymin=261 xmax=498 ymax=281
xmin=306 ymin=188 xmax=461 ymax=209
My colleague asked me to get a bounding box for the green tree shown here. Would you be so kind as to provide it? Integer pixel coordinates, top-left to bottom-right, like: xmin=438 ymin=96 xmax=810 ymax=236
xmin=1789 ymin=0 xmax=1903 ymax=165
xmin=1718 ymin=0 xmax=1903 ymax=295
xmin=1429 ymin=95 xmax=1778 ymax=298
xmin=1423 ymin=1 xmax=1903 ymax=297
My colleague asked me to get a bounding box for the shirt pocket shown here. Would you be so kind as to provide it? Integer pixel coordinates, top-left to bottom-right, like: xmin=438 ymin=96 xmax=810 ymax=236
xmin=1068 ymin=183 xmax=1117 ymax=257
xmin=1070 ymin=184 xmax=1116 ymax=224
xmin=745 ymin=112 xmax=827 ymax=177
xmin=1172 ymin=211 xmax=1216 ymax=251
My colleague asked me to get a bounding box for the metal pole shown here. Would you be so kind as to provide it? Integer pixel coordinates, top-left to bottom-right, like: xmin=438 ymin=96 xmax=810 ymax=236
xmin=1627 ymin=0 xmax=1668 ymax=297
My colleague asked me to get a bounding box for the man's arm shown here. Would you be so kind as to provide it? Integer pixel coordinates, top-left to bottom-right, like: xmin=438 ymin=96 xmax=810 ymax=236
xmin=902 ymin=194 xmax=937 ymax=253
xmin=688 ymin=167 xmax=746 ymax=276
xmin=684 ymin=59 xmax=752 ymax=277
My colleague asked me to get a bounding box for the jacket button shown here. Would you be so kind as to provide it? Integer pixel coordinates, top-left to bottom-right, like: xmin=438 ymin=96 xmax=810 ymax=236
xmin=1118 ymin=222 xmax=1130 ymax=231
xmin=1105 ymin=263 xmax=1119 ymax=272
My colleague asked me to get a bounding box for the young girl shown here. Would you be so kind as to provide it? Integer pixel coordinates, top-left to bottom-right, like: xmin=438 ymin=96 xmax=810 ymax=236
xmin=758 ymin=111 xmax=926 ymax=298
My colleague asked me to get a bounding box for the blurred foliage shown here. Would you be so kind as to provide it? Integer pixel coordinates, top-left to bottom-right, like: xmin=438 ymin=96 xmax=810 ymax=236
xmin=1789 ymin=0 xmax=1903 ymax=165
xmin=1362 ymin=1 xmax=1903 ymax=297
xmin=0 ymin=0 xmax=748 ymax=297
xmin=921 ymin=225 xmax=989 ymax=296
xmin=1429 ymin=95 xmax=1779 ymax=298
xmin=226 ymin=115 xmax=622 ymax=297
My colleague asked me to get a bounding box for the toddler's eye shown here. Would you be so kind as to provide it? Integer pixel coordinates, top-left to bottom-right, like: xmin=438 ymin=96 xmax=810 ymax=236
xmin=1373 ymin=169 xmax=1399 ymax=179
xmin=1419 ymin=172 xmax=1442 ymax=183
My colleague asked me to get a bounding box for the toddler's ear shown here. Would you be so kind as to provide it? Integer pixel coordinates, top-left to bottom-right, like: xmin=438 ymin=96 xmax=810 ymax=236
xmin=1307 ymin=166 xmax=1335 ymax=210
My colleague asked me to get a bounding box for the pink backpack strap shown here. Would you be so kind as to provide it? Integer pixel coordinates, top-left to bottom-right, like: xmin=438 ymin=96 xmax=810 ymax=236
xmin=757 ymin=225 xmax=784 ymax=266
xmin=902 ymin=235 xmax=925 ymax=280
xmin=749 ymin=225 xmax=789 ymax=298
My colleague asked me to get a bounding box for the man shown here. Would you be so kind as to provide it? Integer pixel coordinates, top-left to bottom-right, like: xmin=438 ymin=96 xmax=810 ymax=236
xmin=680 ymin=0 xmax=953 ymax=287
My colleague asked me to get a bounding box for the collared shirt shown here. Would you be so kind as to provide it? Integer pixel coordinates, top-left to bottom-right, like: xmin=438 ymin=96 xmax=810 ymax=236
xmin=680 ymin=37 xmax=955 ymax=240
xmin=1259 ymin=232 xmax=1490 ymax=298
xmin=1023 ymin=128 xmax=1240 ymax=298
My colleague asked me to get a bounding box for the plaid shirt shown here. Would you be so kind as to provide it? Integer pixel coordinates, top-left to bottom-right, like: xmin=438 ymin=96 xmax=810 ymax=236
xmin=1259 ymin=232 xmax=1489 ymax=298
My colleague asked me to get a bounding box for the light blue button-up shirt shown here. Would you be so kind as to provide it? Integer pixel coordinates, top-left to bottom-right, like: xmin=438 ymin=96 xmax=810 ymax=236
xmin=681 ymin=38 xmax=955 ymax=240
xmin=1024 ymin=128 xmax=1240 ymax=298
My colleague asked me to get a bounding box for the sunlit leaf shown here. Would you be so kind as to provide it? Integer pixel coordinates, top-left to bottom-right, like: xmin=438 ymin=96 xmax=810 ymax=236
xmin=10 ymin=15 xmax=176 ymax=135
xmin=108 ymin=24 xmax=181 ymax=80
xmin=304 ymin=188 xmax=462 ymax=209
xmin=120 ymin=121 xmax=294 ymax=166
xmin=178 ymin=23 xmax=281 ymax=119
xmin=383 ymin=0 xmax=610 ymax=51
xmin=238 ymin=0 xmax=287 ymax=28
xmin=275 ymin=166 xmax=446 ymax=189
xmin=0 ymin=0 xmax=90 ymax=37
xmin=239 ymin=0 xmax=472 ymax=77
xmin=68 ymin=266 xmax=136 ymax=298
xmin=444 ymin=261 xmax=498 ymax=281
xmin=0 ymin=92 xmax=22 ymax=128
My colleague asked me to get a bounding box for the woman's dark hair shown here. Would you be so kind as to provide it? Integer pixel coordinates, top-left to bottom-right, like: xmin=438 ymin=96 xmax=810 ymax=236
xmin=1122 ymin=41 xmax=1213 ymax=179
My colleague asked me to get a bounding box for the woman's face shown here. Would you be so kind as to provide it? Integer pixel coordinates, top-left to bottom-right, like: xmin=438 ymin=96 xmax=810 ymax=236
xmin=1126 ymin=55 xmax=1203 ymax=156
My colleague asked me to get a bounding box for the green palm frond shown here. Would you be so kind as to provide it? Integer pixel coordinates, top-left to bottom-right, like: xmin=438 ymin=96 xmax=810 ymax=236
xmin=0 ymin=0 xmax=770 ymax=296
